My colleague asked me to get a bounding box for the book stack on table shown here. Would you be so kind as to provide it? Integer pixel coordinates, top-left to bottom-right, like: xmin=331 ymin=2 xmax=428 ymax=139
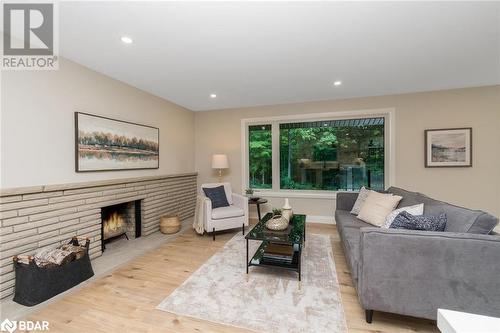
xmin=263 ymin=243 xmax=294 ymax=264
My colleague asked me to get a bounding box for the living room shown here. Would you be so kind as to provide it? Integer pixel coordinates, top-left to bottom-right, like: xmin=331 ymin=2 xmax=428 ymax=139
xmin=1 ymin=1 xmax=499 ymax=333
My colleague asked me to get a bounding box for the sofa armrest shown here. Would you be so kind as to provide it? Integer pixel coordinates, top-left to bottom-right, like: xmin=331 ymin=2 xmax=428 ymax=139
xmin=358 ymin=227 xmax=500 ymax=320
xmin=336 ymin=192 xmax=358 ymax=211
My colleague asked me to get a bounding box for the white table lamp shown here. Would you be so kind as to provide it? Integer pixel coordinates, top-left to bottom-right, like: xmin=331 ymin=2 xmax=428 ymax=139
xmin=212 ymin=154 xmax=229 ymax=182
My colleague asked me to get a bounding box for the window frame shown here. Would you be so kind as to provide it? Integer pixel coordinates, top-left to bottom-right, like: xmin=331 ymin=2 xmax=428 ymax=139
xmin=247 ymin=123 xmax=273 ymax=189
xmin=241 ymin=108 xmax=396 ymax=198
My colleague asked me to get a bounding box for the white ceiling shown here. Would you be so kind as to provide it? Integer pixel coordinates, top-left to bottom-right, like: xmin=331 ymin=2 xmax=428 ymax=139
xmin=58 ymin=1 xmax=500 ymax=111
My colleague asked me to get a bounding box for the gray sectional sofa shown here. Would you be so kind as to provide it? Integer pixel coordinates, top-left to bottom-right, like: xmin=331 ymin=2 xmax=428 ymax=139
xmin=335 ymin=186 xmax=500 ymax=323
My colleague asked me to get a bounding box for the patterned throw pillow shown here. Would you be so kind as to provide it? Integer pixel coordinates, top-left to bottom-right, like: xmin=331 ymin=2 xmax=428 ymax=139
xmin=202 ymin=185 xmax=230 ymax=209
xmin=390 ymin=211 xmax=447 ymax=231
xmin=350 ymin=187 xmax=372 ymax=215
xmin=382 ymin=204 xmax=424 ymax=228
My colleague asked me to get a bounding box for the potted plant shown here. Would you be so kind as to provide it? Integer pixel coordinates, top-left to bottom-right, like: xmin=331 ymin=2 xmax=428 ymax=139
xmin=245 ymin=188 xmax=259 ymax=201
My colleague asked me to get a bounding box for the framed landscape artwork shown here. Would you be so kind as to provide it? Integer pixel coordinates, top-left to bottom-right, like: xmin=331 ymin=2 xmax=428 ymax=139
xmin=425 ymin=128 xmax=472 ymax=168
xmin=75 ymin=112 xmax=159 ymax=172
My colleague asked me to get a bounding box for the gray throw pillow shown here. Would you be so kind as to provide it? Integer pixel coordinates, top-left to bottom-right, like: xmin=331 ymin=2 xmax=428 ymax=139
xmin=202 ymin=186 xmax=230 ymax=209
xmin=390 ymin=211 xmax=446 ymax=231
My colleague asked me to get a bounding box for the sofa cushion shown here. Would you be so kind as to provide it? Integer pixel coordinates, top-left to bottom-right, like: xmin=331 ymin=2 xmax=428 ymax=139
xmin=335 ymin=210 xmax=372 ymax=238
xmin=387 ymin=187 xmax=499 ymax=234
xmin=387 ymin=187 xmax=429 ymax=207
xmin=212 ymin=205 xmax=244 ymax=220
xmin=336 ymin=192 xmax=359 ymax=211
xmin=426 ymin=203 xmax=497 ymax=234
xmin=467 ymin=214 xmax=499 ymax=234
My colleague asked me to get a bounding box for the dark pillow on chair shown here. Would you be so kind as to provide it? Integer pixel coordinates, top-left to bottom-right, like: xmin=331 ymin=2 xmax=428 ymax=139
xmin=390 ymin=211 xmax=447 ymax=231
xmin=203 ymin=186 xmax=230 ymax=209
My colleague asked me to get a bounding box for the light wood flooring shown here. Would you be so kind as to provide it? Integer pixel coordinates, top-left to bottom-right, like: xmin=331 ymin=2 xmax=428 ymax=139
xmin=25 ymin=222 xmax=438 ymax=333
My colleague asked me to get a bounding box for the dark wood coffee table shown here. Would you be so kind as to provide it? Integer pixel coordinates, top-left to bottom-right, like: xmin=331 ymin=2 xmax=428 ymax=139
xmin=245 ymin=213 xmax=306 ymax=281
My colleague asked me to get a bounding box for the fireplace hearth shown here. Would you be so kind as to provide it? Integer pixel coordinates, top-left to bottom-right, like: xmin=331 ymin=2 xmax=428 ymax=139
xmin=101 ymin=200 xmax=142 ymax=251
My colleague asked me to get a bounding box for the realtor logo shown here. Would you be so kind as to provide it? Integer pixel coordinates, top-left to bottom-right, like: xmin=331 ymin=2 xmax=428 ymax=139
xmin=0 ymin=319 xmax=17 ymax=333
xmin=0 ymin=318 xmax=49 ymax=332
xmin=2 ymin=2 xmax=58 ymax=70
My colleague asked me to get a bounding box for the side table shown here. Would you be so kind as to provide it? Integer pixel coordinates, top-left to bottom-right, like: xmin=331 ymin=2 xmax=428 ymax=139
xmin=248 ymin=198 xmax=268 ymax=221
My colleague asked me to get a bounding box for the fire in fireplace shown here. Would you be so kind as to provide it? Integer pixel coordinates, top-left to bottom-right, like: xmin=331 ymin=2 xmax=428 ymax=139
xmin=101 ymin=200 xmax=142 ymax=251
xmin=103 ymin=211 xmax=127 ymax=239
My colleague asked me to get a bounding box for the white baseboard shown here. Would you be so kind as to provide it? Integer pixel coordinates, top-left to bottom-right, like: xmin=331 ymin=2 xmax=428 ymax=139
xmin=306 ymin=215 xmax=335 ymax=224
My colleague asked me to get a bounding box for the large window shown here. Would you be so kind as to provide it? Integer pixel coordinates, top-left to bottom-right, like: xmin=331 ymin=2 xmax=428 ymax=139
xmin=248 ymin=124 xmax=272 ymax=189
xmin=280 ymin=118 xmax=384 ymax=191
xmin=245 ymin=113 xmax=389 ymax=193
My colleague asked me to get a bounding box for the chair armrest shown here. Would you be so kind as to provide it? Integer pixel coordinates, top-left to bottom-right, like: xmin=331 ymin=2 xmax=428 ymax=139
xmin=203 ymin=197 xmax=212 ymax=224
xmin=232 ymin=193 xmax=248 ymax=209
xmin=358 ymin=227 xmax=500 ymax=320
xmin=336 ymin=192 xmax=358 ymax=211
xmin=232 ymin=193 xmax=249 ymax=225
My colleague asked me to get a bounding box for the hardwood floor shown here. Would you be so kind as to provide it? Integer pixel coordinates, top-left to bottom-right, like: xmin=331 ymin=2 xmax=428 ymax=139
xmin=25 ymin=222 xmax=438 ymax=333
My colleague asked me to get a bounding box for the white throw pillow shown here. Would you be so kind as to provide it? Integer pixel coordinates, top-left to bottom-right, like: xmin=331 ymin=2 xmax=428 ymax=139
xmin=357 ymin=191 xmax=403 ymax=227
xmin=382 ymin=204 xmax=424 ymax=228
xmin=350 ymin=187 xmax=372 ymax=215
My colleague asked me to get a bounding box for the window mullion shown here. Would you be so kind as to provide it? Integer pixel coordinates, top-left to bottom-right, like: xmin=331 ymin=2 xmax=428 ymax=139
xmin=271 ymin=122 xmax=280 ymax=191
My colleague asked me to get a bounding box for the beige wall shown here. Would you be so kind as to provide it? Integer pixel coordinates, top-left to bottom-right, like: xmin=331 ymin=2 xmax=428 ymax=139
xmin=2 ymin=60 xmax=498 ymax=220
xmin=1 ymin=58 xmax=195 ymax=188
xmin=195 ymin=86 xmax=500 ymax=219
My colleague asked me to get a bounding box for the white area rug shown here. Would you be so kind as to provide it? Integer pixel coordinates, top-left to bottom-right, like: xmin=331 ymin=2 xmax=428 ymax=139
xmin=157 ymin=233 xmax=347 ymax=333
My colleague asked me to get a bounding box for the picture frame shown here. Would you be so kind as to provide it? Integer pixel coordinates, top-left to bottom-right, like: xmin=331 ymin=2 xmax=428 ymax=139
xmin=425 ymin=127 xmax=472 ymax=168
xmin=75 ymin=112 xmax=159 ymax=172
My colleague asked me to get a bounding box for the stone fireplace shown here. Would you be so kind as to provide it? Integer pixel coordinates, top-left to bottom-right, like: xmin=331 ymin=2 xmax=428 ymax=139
xmin=0 ymin=172 xmax=197 ymax=299
xmin=101 ymin=200 xmax=142 ymax=251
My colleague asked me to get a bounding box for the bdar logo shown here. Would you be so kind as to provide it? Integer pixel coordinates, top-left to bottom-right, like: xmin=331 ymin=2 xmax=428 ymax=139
xmin=0 ymin=318 xmax=17 ymax=333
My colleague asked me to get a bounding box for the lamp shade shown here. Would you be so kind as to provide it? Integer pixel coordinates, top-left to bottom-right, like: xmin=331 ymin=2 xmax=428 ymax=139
xmin=212 ymin=154 xmax=229 ymax=169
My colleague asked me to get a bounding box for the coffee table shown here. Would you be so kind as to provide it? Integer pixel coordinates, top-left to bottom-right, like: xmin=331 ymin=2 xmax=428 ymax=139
xmin=245 ymin=213 xmax=306 ymax=281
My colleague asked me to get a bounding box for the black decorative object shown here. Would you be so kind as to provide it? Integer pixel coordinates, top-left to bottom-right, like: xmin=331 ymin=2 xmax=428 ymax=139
xmin=13 ymin=238 xmax=94 ymax=306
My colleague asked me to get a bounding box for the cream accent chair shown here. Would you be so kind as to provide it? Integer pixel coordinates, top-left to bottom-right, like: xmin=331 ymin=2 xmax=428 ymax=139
xmin=200 ymin=182 xmax=249 ymax=240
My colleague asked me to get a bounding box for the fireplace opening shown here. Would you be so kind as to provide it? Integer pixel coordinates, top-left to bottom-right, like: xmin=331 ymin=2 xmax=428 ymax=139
xmin=101 ymin=200 xmax=142 ymax=251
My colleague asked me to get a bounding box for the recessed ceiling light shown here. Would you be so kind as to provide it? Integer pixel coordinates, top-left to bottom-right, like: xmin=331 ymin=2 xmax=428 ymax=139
xmin=210 ymin=93 xmax=217 ymax=98
xmin=120 ymin=36 xmax=133 ymax=44
xmin=333 ymin=81 xmax=342 ymax=86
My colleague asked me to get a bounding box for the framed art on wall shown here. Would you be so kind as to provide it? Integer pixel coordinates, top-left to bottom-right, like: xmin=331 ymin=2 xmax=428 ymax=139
xmin=425 ymin=127 xmax=472 ymax=168
xmin=75 ymin=112 xmax=159 ymax=172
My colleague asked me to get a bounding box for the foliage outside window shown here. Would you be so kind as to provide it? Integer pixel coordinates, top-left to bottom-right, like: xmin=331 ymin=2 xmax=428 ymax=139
xmin=279 ymin=118 xmax=384 ymax=191
xmin=248 ymin=124 xmax=272 ymax=189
